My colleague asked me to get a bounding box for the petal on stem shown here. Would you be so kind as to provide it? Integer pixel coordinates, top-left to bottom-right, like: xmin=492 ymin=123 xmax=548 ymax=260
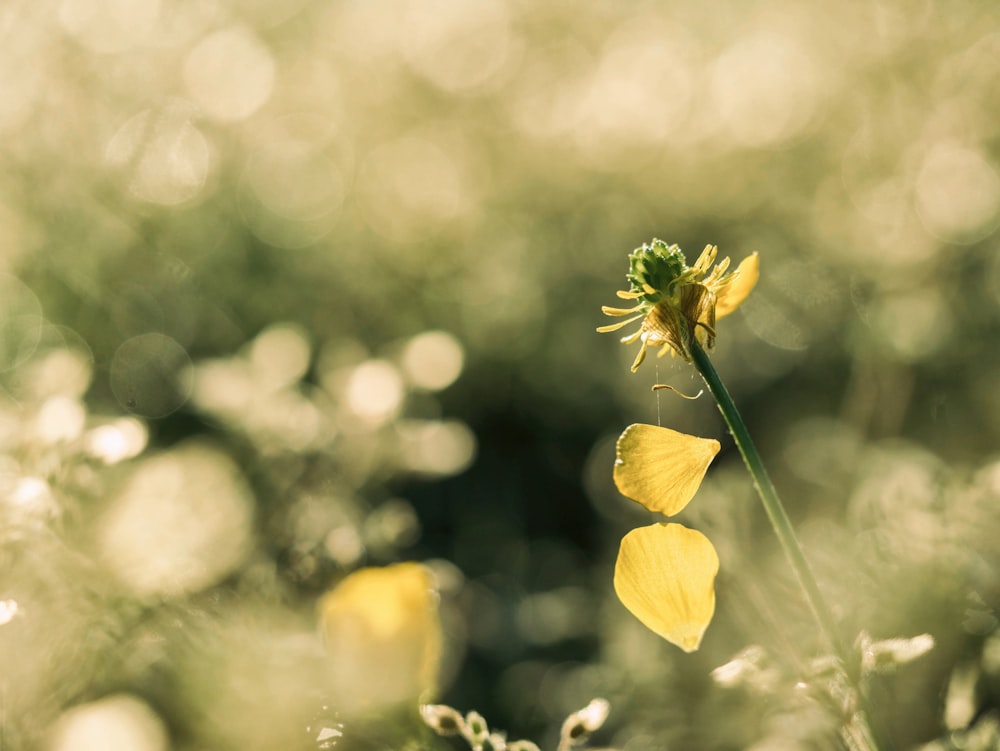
xmin=716 ymin=252 xmax=759 ymax=319
xmin=613 ymin=424 xmax=719 ymax=515
xmin=614 ymin=523 xmax=719 ymax=652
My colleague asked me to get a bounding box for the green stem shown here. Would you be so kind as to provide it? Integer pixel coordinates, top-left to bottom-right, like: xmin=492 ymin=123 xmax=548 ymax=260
xmin=689 ymin=340 xmax=847 ymax=660
xmin=689 ymin=340 xmax=890 ymax=750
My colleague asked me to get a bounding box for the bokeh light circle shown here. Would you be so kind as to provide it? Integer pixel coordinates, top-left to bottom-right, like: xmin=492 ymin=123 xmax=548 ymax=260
xmin=914 ymin=143 xmax=1000 ymax=244
xmin=98 ymin=440 xmax=254 ymax=598
xmin=345 ymin=360 xmax=404 ymax=425
xmin=238 ymin=117 xmax=346 ymax=248
xmin=110 ymin=333 xmax=193 ymax=418
xmin=401 ymin=331 xmax=464 ymax=391
xmin=250 ymin=323 xmax=312 ymax=390
xmin=0 ymin=274 xmax=43 ymax=372
xmin=398 ymin=0 xmax=512 ymax=93
xmin=105 ymin=106 xmax=212 ymax=206
xmin=710 ymin=32 xmax=821 ymax=147
xmin=58 ymin=0 xmax=161 ymax=53
xmin=357 ymin=136 xmax=466 ymax=242
xmin=48 ymin=694 xmax=169 ymax=751
xmin=184 ymin=27 xmax=276 ymax=122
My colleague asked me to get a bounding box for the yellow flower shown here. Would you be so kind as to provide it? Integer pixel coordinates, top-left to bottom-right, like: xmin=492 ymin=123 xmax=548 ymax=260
xmin=319 ymin=562 xmax=442 ymax=714
xmin=598 ymin=240 xmax=759 ymax=369
xmin=612 ymin=423 xmax=721 ymax=651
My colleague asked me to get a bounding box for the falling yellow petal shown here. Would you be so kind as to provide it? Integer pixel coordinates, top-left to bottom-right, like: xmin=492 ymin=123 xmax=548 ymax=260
xmin=319 ymin=562 xmax=442 ymax=713
xmin=613 ymin=424 xmax=720 ymax=516
xmin=614 ymin=523 xmax=719 ymax=652
xmin=715 ymin=252 xmax=759 ymax=320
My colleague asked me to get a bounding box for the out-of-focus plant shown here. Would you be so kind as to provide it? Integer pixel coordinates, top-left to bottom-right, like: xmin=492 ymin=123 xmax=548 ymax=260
xmin=185 ymin=323 xmax=475 ymax=588
xmin=0 ymin=309 xmax=474 ymax=748
xmin=422 ymin=697 xmax=610 ymax=751
xmin=319 ymin=562 xmax=442 ymax=715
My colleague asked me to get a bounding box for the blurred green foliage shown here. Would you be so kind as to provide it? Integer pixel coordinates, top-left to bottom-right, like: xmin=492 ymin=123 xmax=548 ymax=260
xmin=3 ymin=0 xmax=1000 ymax=749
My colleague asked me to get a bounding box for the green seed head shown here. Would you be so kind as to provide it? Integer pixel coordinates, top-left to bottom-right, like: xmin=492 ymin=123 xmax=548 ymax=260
xmin=626 ymin=239 xmax=687 ymax=303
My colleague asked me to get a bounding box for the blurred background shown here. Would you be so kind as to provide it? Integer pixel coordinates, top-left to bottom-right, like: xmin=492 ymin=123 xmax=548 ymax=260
xmin=3 ymin=0 xmax=1000 ymax=748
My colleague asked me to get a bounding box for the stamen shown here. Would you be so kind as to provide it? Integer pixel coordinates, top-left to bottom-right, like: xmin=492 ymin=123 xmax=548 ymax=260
xmin=597 ymin=314 xmax=643 ymax=333
xmin=616 ymin=290 xmax=643 ymax=299
xmin=630 ymin=340 xmax=649 ymax=372
xmin=601 ymin=305 xmax=643 ymax=316
xmin=652 ymin=383 xmax=704 ymax=400
xmin=696 ymin=321 xmax=717 ymax=337
xmin=703 ymin=257 xmax=731 ymax=285
xmin=692 ymin=244 xmax=717 ymax=273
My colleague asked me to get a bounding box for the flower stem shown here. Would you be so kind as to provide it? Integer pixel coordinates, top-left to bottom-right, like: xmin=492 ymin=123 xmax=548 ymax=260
xmin=688 ymin=341 xmax=847 ymax=660
xmin=689 ymin=341 xmax=890 ymax=750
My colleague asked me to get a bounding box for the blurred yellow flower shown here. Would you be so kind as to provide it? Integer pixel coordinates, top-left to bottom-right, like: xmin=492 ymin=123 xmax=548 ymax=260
xmin=598 ymin=240 xmax=758 ymax=368
xmin=614 ymin=523 xmax=719 ymax=653
xmin=319 ymin=562 xmax=442 ymax=714
xmin=612 ymin=423 xmax=721 ymax=651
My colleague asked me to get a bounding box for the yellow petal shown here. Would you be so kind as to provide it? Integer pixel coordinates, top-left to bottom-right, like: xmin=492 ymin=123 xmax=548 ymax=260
xmin=715 ymin=252 xmax=759 ymax=320
xmin=319 ymin=562 xmax=442 ymax=711
xmin=613 ymin=424 xmax=720 ymax=515
xmin=614 ymin=523 xmax=719 ymax=652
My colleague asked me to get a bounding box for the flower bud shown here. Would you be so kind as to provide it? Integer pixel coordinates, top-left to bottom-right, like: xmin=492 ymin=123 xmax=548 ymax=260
xmin=858 ymin=631 xmax=935 ymax=674
xmin=559 ymin=698 xmax=610 ymax=747
xmin=420 ymin=704 xmax=465 ymax=735
xmin=465 ymin=710 xmax=490 ymax=745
